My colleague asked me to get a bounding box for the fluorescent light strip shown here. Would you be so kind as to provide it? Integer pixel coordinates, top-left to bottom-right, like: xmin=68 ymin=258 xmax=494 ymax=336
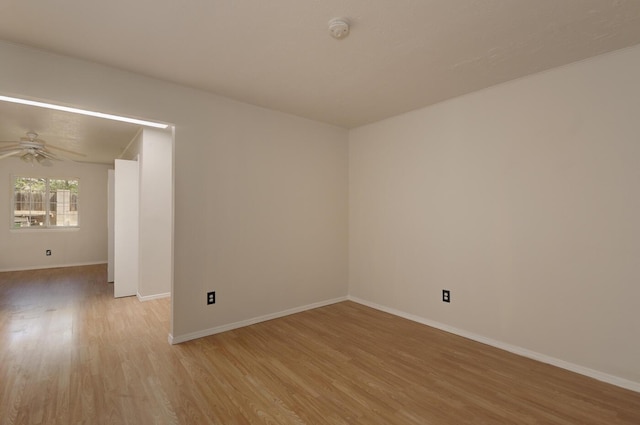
xmin=0 ymin=95 xmax=169 ymax=129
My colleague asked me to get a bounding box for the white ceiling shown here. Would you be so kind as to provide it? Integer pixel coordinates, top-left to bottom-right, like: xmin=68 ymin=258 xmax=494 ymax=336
xmin=1 ymin=0 xmax=640 ymax=159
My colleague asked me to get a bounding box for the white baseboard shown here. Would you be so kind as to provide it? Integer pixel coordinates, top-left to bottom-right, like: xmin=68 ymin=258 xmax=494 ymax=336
xmin=137 ymin=292 xmax=171 ymax=302
xmin=348 ymin=295 xmax=640 ymax=393
xmin=0 ymin=261 xmax=107 ymax=273
xmin=168 ymin=296 xmax=348 ymax=345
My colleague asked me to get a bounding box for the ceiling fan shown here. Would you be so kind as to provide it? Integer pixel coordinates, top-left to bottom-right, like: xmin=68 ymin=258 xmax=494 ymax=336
xmin=0 ymin=132 xmax=86 ymax=165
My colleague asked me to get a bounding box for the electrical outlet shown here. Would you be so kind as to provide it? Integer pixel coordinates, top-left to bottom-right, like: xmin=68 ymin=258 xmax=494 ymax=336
xmin=207 ymin=291 xmax=216 ymax=305
xmin=46 ymin=249 xmax=52 ymax=256
xmin=442 ymin=289 xmax=450 ymax=303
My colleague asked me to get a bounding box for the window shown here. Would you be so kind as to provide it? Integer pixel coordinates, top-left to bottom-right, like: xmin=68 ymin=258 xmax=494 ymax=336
xmin=12 ymin=177 xmax=79 ymax=229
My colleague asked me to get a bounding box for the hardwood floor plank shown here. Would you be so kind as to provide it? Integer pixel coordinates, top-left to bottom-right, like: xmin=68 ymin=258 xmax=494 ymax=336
xmin=1 ymin=265 xmax=639 ymax=424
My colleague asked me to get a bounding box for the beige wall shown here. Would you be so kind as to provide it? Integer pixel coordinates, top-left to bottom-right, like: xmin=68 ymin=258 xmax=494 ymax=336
xmin=0 ymin=41 xmax=349 ymax=340
xmin=174 ymin=106 xmax=349 ymax=336
xmin=0 ymin=157 xmax=110 ymax=271
xmin=349 ymin=45 xmax=640 ymax=384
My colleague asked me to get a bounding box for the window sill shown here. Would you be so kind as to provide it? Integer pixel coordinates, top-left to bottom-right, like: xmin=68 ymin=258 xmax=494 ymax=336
xmin=10 ymin=227 xmax=80 ymax=233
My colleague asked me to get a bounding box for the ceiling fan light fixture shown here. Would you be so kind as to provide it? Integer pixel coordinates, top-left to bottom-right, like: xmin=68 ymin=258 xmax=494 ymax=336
xmin=21 ymin=152 xmax=34 ymax=163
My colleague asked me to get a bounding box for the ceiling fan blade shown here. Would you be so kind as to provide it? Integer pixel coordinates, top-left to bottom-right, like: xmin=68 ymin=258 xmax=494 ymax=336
xmin=0 ymin=150 xmax=22 ymax=160
xmin=0 ymin=142 xmax=20 ymax=147
xmin=47 ymin=143 xmax=87 ymax=157
xmin=38 ymin=149 xmax=60 ymax=160
xmin=0 ymin=145 xmax=22 ymax=153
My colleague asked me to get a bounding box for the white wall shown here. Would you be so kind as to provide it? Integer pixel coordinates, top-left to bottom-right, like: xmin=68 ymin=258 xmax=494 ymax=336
xmin=113 ymin=158 xmax=139 ymax=297
xmin=0 ymin=41 xmax=349 ymax=340
xmin=122 ymin=128 xmax=173 ymax=299
xmin=0 ymin=157 xmax=109 ymax=271
xmin=349 ymin=45 xmax=640 ymax=385
xmin=107 ymin=169 xmax=115 ymax=282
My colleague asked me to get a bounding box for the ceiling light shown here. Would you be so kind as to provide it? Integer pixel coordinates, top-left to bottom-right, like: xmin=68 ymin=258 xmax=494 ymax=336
xmin=21 ymin=152 xmax=35 ymax=164
xmin=0 ymin=95 xmax=169 ymax=129
xmin=328 ymin=18 xmax=350 ymax=39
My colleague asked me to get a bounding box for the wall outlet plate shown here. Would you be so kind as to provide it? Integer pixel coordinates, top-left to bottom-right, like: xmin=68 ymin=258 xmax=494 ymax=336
xmin=45 ymin=249 xmax=52 ymax=256
xmin=207 ymin=291 xmax=215 ymax=305
xmin=442 ymin=289 xmax=450 ymax=303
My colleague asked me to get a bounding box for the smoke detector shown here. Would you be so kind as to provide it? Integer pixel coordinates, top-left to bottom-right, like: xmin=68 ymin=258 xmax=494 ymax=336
xmin=328 ymin=18 xmax=350 ymax=39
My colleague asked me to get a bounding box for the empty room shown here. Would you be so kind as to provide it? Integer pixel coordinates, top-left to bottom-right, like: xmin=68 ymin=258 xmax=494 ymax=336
xmin=1 ymin=1 xmax=639 ymax=424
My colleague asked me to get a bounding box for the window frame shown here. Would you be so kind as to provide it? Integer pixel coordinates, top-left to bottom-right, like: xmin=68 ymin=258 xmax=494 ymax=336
xmin=11 ymin=175 xmax=80 ymax=230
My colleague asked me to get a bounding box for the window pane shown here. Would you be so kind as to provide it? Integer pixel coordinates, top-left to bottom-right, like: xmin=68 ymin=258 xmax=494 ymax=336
xmin=12 ymin=177 xmax=79 ymax=229
xmin=13 ymin=177 xmax=47 ymax=228
xmin=49 ymin=179 xmax=79 ymax=227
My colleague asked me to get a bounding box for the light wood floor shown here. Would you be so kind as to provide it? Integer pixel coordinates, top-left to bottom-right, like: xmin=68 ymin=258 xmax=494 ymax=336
xmin=1 ymin=265 xmax=638 ymax=424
